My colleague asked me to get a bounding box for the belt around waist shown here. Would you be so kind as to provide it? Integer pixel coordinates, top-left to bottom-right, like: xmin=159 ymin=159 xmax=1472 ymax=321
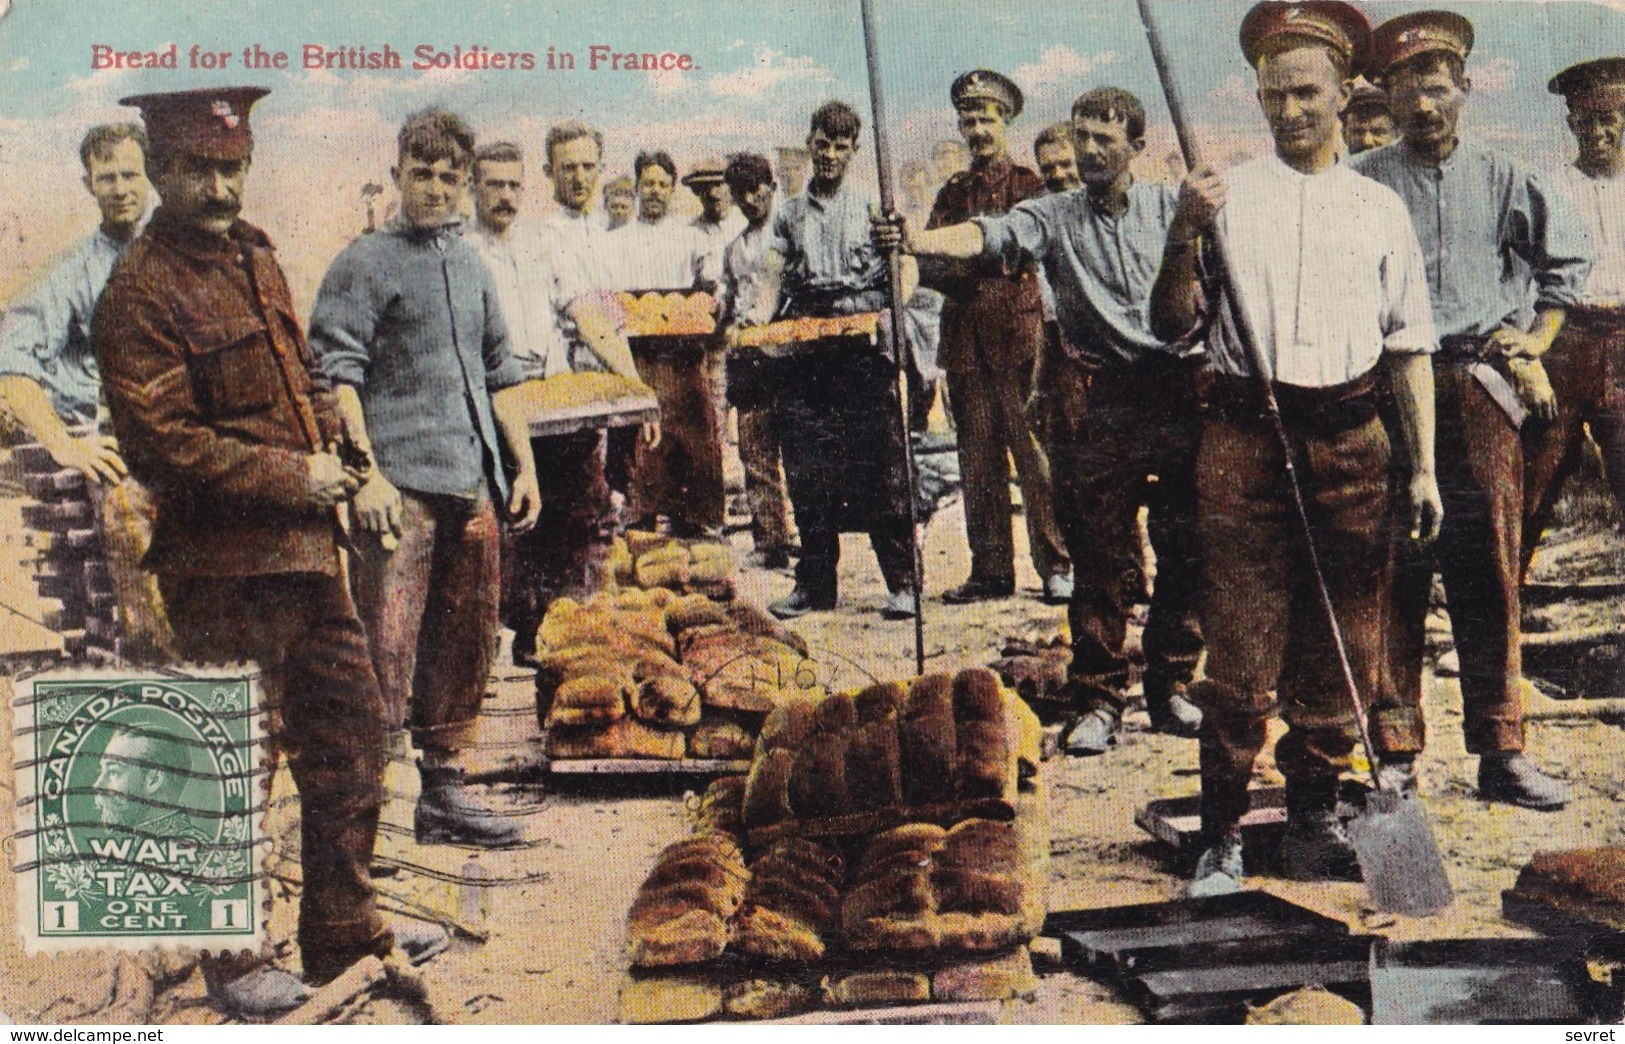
xmin=1564 ymin=305 xmax=1625 ymax=331
xmin=1205 ymin=372 xmax=1379 ymax=433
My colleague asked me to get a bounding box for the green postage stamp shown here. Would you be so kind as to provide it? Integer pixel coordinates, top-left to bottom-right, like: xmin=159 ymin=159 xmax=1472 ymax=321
xmin=10 ymin=669 xmax=265 ymax=953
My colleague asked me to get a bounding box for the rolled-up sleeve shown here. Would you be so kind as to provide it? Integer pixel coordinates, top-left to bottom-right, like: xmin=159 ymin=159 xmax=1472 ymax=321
xmin=1380 ymin=198 xmax=1439 ymax=356
xmin=0 ymin=281 xmax=65 ymax=386
xmin=1515 ymin=170 xmax=1593 ymax=313
xmin=306 ymin=253 xmax=378 ymax=389
xmin=974 ymin=200 xmax=1050 ymax=272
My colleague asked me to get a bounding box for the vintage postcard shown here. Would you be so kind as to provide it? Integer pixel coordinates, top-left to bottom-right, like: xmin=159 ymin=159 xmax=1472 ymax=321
xmin=1 ymin=0 xmax=1623 ymax=1028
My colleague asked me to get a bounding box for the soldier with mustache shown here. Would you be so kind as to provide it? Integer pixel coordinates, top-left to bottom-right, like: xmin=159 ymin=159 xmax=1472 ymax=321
xmin=93 ymin=87 xmax=416 ymax=1015
xmin=925 ymin=70 xmax=1072 ymax=610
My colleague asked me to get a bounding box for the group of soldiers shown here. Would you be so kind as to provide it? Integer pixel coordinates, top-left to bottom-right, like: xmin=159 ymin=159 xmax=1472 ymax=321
xmin=0 ymin=0 xmax=1621 ymax=1016
xmin=879 ymin=1 xmax=1618 ymax=897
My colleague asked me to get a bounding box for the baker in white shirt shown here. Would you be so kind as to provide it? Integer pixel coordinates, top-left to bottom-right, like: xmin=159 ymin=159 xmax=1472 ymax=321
xmin=1523 ymin=57 xmax=1625 ymax=572
xmin=684 ymin=157 xmax=746 ymax=291
xmin=1147 ymin=0 xmax=1441 ymax=899
xmin=470 ymin=135 xmax=637 ymax=665
xmin=609 ymin=150 xmax=724 ymax=536
xmin=609 ymin=150 xmax=704 ymax=291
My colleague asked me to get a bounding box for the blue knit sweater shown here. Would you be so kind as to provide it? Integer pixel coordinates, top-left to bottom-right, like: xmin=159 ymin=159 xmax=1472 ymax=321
xmin=309 ymin=219 xmax=524 ymax=500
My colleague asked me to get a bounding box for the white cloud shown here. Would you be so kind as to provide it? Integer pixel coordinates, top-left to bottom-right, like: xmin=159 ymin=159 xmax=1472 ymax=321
xmin=708 ymin=47 xmax=830 ymax=98
xmin=1473 ymin=56 xmax=1517 ymax=94
xmin=646 ymin=68 xmax=688 ymax=97
xmin=1013 ymin=46 xmax=1116 ymax=99
xmin=1209 ymin=73 xmax=1256 ymax=108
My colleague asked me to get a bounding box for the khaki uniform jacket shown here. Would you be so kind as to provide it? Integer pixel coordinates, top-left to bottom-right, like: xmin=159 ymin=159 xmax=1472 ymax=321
xmin=94 ymin=208 xmax=345 ymax=577
xmin=924 ymin=158 xmax=1046 ymax=375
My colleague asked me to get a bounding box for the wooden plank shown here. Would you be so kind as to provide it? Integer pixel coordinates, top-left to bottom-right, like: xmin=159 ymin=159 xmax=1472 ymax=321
xmin=526 ymin=396 xmax=660 ymax=439
xmin=547 ymin=757 xmax=750 ymax=775
xmin=762 ymin=1000 xmax=1000 ymax=1025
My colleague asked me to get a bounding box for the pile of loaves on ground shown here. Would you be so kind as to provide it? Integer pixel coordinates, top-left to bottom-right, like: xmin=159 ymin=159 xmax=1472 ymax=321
xmin=537 ymin=585 xmax=819 ymax=761
xmin=606 ymin=531 xmax=737 ymax=602
xmin=624 ymin=667 xmax=1047 ymax=981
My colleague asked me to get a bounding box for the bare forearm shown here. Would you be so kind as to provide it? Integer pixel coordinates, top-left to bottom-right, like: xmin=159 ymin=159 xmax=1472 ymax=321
xmin=332 ymin=384 xmax=373 ymax=454
xmin=491 ymin=386 xmax=538 ymax=478
xmin=1150 ymin=238 xmax=1203 ymax=343
xmin=897 ymin=255 xmax=919 ymax=302
xmin=0 ymin=375 xmax=77 ymax=449
xmin=1385 ymin=351 xmax=1437 ymax=479
xmin=1526 ymin=307 xmax=1566 ymax=358
xmin=570 ymin=301 xmax=640 ymax=381
xmin=910 ymin=222 xmax=985 ymax=260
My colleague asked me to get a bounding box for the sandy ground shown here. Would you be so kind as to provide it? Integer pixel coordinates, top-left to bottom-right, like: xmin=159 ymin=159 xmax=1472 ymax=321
xmin=2 ymin=476 xmax=1623 ymax=1024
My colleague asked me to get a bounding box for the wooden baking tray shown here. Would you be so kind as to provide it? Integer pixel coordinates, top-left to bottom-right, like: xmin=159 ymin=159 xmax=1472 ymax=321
xmin=525 ymin=394 xmax=660 ymax=438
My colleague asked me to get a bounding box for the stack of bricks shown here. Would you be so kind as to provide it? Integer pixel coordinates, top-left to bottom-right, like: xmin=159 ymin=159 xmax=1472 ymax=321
xmin=17 ymin=443 xmax=112 ymax=659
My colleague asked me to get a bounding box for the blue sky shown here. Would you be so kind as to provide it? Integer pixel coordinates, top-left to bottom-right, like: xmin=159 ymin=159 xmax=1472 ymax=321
xmin=2 ymin=0 xmax=1621 ymax=306
xmin=5 ymin=0 xmax=1620 ymax=166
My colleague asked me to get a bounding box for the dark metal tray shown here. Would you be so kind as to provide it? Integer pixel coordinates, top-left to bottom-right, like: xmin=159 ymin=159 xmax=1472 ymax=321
xmin=1045 ymin=891 xmax=1348 ymax=980
xmin=1369 ymin=937 xmax=1592 ymax=1024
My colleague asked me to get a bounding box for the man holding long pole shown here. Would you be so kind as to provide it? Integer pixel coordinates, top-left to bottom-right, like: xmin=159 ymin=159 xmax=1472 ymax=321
xmin=1147 ymin=1 xmax=1442 ymax=896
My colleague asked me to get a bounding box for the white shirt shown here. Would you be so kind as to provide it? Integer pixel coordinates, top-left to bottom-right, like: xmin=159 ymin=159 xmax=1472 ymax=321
xmin=608 ymin=215 xmax=703 ymax=291
xmin=1560 ymin=164 xmax=1625 ymax=308
xmin=471 ymin=220 xmax=568 ymax=378
xmin=534 ymin=206 xmax=625 ymax=374
xmin=692 ymin=210 xmax=747 ymax=289
xmin=1207 ymin=153 xmax=1437 ymax=387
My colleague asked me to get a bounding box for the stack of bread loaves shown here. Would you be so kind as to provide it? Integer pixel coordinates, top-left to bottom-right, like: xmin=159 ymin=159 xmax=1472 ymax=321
xmin=537 ymin=589 xmax=823 ymax=763
xmin=620 ymin=668 xmax=1048 ymax=1022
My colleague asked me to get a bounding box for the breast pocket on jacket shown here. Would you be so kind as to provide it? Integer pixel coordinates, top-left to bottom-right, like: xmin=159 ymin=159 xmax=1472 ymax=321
xmin=184 ymin=315 xmax=281 ymax=418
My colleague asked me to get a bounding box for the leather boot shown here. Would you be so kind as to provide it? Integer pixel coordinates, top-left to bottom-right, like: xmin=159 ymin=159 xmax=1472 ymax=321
xmin=1478 ymin=752 xmax=1570 ymax=810
xmin=416 ymin=762 xmax=522 ymax=848
xmin=1145 ymin=672 xmax=1202 ymax=738
xmin=1188 ymin=831 xmax=1245 ymax=898
xmin=1279 ymin=776 xmax=1361 ymax=882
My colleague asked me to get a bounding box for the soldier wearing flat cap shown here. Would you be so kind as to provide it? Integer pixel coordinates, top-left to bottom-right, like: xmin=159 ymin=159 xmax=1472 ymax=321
xmin=685 ymin=156 xmax=745 ymax=290
xmin=1354 ymin=9 xmax=1592 ymax=811
xmin=1149 ymin=0 xmax=1442 ymax=896
xmin=924 ymin=69 xmax=1071 ymax=611
xmin=91 ymin=87 xmax=418 ymax=1015
xmin=1343 ymin=77 xmax=1396 ymax=154
xmin=1522 ymin=58 xmax=1625 ymax=590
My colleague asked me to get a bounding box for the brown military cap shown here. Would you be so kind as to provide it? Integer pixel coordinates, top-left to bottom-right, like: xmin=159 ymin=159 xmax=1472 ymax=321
xmin=119 ymin=86 xmax=269 ymax=161
xmin=951 ymin=69 xmax=1024 ymax=119
xmin=681 ymin=156 xmax=727 ymax=187
xmin=1345 ymin=77 xmax=1392 ymax=117
xmin=1240 ymin=1 xmax=1372 ymax=74
xmin=1549 ymin=57 xmax=1625 ymax=113
xmin=1370 ymin=10 xmax=1474 ymax=77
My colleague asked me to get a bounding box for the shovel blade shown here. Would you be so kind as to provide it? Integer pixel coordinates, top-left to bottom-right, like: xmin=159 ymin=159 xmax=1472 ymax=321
xmin=1348 ymin=788 xmax=1453 ymax=916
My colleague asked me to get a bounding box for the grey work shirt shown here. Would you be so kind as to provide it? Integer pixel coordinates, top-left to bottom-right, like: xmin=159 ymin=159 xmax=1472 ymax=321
xmin=766 ymin=180 xmax=888 ymax=317
xmin=308 ymin=218 xmax=524 ymax=501
xmin=976 ymin=180 xmax=1182 ymax=366
xmin=1351 ymin=138 xmax=1592 ymax=339
xmin=0 ymin=225 xmax=137 ymax=424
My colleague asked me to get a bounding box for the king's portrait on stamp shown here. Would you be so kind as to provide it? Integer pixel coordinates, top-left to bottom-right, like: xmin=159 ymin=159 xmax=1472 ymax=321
xmin=14 ymin=672 xmax=261 ymax=952
xmin=2 ymin=0 xmax=1625 ymax=1029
